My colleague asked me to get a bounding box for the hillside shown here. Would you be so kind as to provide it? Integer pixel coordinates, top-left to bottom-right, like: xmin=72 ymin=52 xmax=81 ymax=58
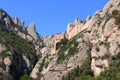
xmin=0 ymin=9 xmax=43 ymax=80
xmin=34 ymin=0 xmax=120 ymax=80
xmin=0 ymin=0 xmax=120 ymax=80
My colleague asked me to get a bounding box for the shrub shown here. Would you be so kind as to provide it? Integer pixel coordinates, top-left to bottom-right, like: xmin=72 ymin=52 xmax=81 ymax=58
xmin=45 ymin=62 xmax=49 ymax=69
xmin=68 ymin=47 xmax=78 ymax=56
xmin=57 ymin=39 xmax=78 ymax=64
xmin=112 ymin=10 xmax=119 ymax=16
xmin=20 ymin=73 xmax=32 ymax=80
xmin=112 ymin=10 xmax=120 ymax=29
xmin=0 ymin=62 xmax=6 ymax=70
xmin=95 ymin=47 xmax=100 ymax=52
xmin=116 ymin=52 xmax=120 ymax=59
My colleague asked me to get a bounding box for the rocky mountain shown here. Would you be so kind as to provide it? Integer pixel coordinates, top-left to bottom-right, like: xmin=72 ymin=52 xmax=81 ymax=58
xmin=31 ymin=0 xmax=120 ymax=80
xmin=26 ymin=23 xmax=43 ymax=41
xmin=0 ymin=0 xmax=120 ymax=80
xmin=0 ymin=9 xmax=43 ymax=80
xmin=0 ymin=8 xmax=43 ymax=42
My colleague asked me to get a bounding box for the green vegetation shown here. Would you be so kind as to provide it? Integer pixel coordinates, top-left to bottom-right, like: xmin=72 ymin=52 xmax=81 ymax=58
xmin=57 ymin=39 xmax=78 ymax=64
xmin=60 ymin=38 xmax=120 ymax=80
xmin=20 ymin=73 xmax=32 ymax=80
xmin=62 ymin=51 xmax=120 ymax=80
xmin=35 ymin=59 xmax=45 ymax=80
xmin=0 ymin=24 xmax=38 ymax=80
xmin=112 ymin=10 xmax=119 ymax=16
xmin=59 ymin=37 xmax=68 ymax=46
xmin=0 ymin=62 xmax=6 ymax=70
xmin=112 ymin=10 xmax=120 ymax=29
xmin=118 ymin=2 xmax=120 ymax=7
xmin=99 ymin=41 xmax=110 ymax=47
xmin=45 ymin=62 xmax=49 ymax=69
xmin=110 ymin=4 xmax=113 ymax=8
xmin=95 ymin=47 xmax=100 ymax=52
xmin=95 ymin=52 xmax=120 ymax=80
xmin=0 ymin=26 xmax=38 ymax=70
xmin=62 ymin=51 xmax=94 ymax=80
xmin=68 ymin=46 xmax=78 ymax=56
xmin=0 ymin=51 xmax=10 ymax=58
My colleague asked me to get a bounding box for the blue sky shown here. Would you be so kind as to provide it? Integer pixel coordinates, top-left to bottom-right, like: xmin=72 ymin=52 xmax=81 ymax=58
xmin=0 ymin=0 xmax=109 ymax=36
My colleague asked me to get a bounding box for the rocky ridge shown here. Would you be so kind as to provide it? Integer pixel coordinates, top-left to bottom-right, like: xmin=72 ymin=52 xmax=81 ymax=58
xmin=0 ymin=9 xmax=43 ymax=80
xmin=0 ymin=0 xmax=120 ymax=80
xmin=31 ymin=0 xmax=120 ymax=80
xmin=0 ymin=8 xmax=43 ymax=43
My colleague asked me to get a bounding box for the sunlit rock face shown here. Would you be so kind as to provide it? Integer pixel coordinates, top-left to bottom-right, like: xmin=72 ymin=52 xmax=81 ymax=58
xmin=26 ymin=23 xmax=38 ymax=40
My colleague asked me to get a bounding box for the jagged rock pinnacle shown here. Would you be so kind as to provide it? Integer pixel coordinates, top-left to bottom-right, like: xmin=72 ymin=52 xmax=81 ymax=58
xmin=26 ymin=23 xmax=38 ymax=40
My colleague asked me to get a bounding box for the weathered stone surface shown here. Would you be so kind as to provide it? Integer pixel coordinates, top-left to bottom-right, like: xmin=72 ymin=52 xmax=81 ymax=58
xmin=67 ymin=48 xmax=87 ymax=70
xmin=103 ymin=0 xmax=120 ymax=14
xmin=26 ymin=35 xmax=33 ymax=41
xmin=74 ymin=18 xmax=81 ymax=24
xmin=44 ymin=72 xmax=61 ymax=80
xmin=30 ymin=59 xmax=42 ymax=78
xmin=23 ymin=55 xmax=30 ymax=67
xmin=26 ymin=23 xmax=38 ymax=40
xmin=1 ymin=0 xmax=120 ymax=79
xmin=86 ymin=15 xmax=91 ymax=22
xmin=30 ymin=53 xmax=47 ymax=79
xmin=12 ymin=17 xmax=19 ymax=25
xmin=54 ymin=63 xmax=67 ymax=71
xmin=4 ymin=57 xmax=11 ymax=66
xmin=0 ymin=44 xmax=6 ymax=52
xmin=0 ymin=9 xmax=8 ymax=19
xmin=12 ymin=17 xmax=25 ymax=30
xmin=104 ymin=18 xmax=115 ymax=38
xmin=17 ymin=31 xmax=26 ymax=39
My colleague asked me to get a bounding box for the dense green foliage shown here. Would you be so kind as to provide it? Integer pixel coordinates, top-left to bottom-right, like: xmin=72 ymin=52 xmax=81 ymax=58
xmin=57 ymin=39 xmax=78 ymax=64
xmin=20 ymin=73 xmax=32 ymax=80
xmin=112 ymin=10 xmax=120 ymax=29
xmin=95 ymin=47 xmax=100 ymax=52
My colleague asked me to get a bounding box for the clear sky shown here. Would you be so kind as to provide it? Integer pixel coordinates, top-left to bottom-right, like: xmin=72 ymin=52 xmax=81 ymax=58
xmin=0 ymin=0 xmax=109 ymax=36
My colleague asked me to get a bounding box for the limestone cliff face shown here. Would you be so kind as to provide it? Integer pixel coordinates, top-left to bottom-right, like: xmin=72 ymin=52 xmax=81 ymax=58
xmin=0 ymin=9 xmax=41 ymax=80
xmin=26 ymin=23 xmax=38 ymax=40
xmin=86 ymin=0 xmax=120 ymax=76
xmin=31 ymin=0 xmax=120 ymax=79
xmin=0 ymin=9 xmax=43 ymax=43
xmin=0 ymin=0 xmax=120 ymax=79
xmin=12 ymin=17 xmax=25 ymax=31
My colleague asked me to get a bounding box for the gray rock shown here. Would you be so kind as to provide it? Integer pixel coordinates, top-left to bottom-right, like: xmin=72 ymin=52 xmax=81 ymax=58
xmin=0 ymin=44 xmax=6 ymax=52
xmin=86 ymin=16 xmax=91 ymax=22
xmin=44 ymin=71 xmax=61 ymax=80
xmin=103 ymin=0 xmax=120 ymax=14
xmin=74 ymin=18 xmax=81 ymax=24
xmin=26 ymin=23 xmax=38 ymax=40
xmin=4 ymin=57 xmax=11 ymax=67
xmin=23 ymin=55 xmax=30 ymax=67
xmin=18 ymin=21 xmax=25 ymax=30
xmin=12 ymin=17 xmax=19 ymax=25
